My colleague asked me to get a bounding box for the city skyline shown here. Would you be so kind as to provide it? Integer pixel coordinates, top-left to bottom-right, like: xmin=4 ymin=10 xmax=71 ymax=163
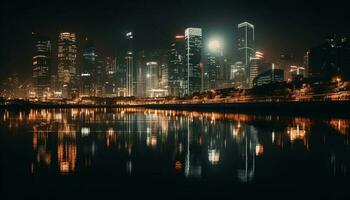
xmin=2 ymin=0 xmax=350 ymax=80
xmin=1 ymin=1 xmax=350 ymax=199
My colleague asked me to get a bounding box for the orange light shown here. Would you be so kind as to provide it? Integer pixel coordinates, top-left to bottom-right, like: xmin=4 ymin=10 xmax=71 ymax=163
xmin=175 ymin=161 xmax=182 ymax=170
xmin=175 ymin=35 xmax=185 ymax=39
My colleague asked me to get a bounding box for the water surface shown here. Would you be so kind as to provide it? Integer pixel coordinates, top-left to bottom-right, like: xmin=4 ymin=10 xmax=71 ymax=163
xmin=1 ymin=108 xmax=349 ymax=199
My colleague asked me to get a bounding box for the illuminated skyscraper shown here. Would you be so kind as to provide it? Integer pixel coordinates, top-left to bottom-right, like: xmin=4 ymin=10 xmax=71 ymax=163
xmin=185 ymin=28 xmax=202 ymax=95
xmin=237 ymin=22 xmax=255 ymax=87
xmin=104 ymin=57 xmax=117 ymax=97
xmin=135 ymin=51 xmax=148 ymax=97
xmin=57 ymin=32 xmax=78 ymax=98
xmin=168 ymin=35 xmax=185 ymax=96
xmin=207 ymin=38 xmax=224 ymax=90
xmin=249 ymin=51 xmax=263 ymax=88
xmin=81 ymin=38 xmax=97 ymax=97
xmin=237 ymin=22 xmax=255 ymax=66
xmin=32 ymin=35 xmax=51 ymax=98
xmin=145 ymin=61 xmax=159 ymax=96
xmin=125 ymin=32 xmax=134 ymax=97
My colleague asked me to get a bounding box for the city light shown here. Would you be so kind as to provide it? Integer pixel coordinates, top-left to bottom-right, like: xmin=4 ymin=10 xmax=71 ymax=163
xmin=2 ymin=2 xmax=350 ymax=199
xmin=208 ymin=38 xmax=222 ymax=51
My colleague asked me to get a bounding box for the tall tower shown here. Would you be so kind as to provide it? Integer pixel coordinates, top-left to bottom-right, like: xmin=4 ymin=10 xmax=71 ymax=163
xmin=32 ymin=35 xmax=51 ymax=99
xmin=237 ymin=22 xmax=255 ymax=66
xmin=185 ymin=28 xmax=202 ymax=96
xmin=207 ymin=38 xmax=224 ymax=90
xmin=249 ymin=51 xmax=263 ymax=88
xmin=81 ymin=38 xmax=97 ymax=97
xmin=145 ymin=61 xmax=159 ymax=97
xmin=237 ymin=22 xmax=255 ymax=87
xmin=57 ymin=32 xmax=77 ymax=98
xmin=125 ymin=32 xmax=134 ymax=97
xmin=168 ymin=35 xmax=186 ymax=97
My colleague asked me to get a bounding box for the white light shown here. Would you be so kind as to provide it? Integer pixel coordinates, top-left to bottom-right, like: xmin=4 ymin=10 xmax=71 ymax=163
xmin=208 ymin=38 xmax=222 ymax=51
xmin=146 ymin=62 xmax=157 ymax=66
xmin=81 ymin=127 xmax=90 ymax=136
xmin=185 ymin=28 xmax=202 ymax=37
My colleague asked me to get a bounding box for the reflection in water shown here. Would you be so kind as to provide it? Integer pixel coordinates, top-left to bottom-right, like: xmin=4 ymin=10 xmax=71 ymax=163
xmin=1 ymin=108 xmax=350 ymax=182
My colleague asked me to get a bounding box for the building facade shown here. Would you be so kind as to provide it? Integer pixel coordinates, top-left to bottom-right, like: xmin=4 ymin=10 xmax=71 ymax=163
xmin=248 ymin=51 xmax=263 ymax=88
xmin=237 ymin=22 xmax=255 ymax=88
xmin=185 ymin=28 xmax=202 ymax=96
xmin=57 ymin=32 xmax=78 ymax=98
xmin=125 ymin=32 xmax=134 ymax=97
xmin=308 ymin=35 xmax=350 ymax=82
xmin=253 ymin=65 xmax=284 ymax=86
xmin=32 ymin=35 xmax=51 ymax=98
xmin=81 ymin=39 xmax=97 ymax=97
xmin=168 ymin=35 xmax=186 ymax=97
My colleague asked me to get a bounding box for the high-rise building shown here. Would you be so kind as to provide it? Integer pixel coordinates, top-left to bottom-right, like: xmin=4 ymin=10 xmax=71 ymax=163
xmin=168 ymin=35 xmax=186 ymax=97
xmin=125 ymin=32 xmax=134 ymax=97
xmin=135 ymin=51 xmax=148 ymax=97
xmin=185 ymin=28 xmax=202 ymax=95
xmin=104 ymin=57 xmax=116 ymax=97
xmin=115 ymin=54 xmax=126 ymax=97
xmin=206 ymin=38 xmax=224 ymax=90
xmin=160 ymin=63 xmax=168 ymax=90
xmin=57 ymin=32 xmax=78 ymax=98
xmin=253 ymin=64 xmax=284 ymax=86
xmin=32 ymin=35 xmax=51 ymax=98
xmin=277 ymin=51 xmax=295 ymax=81
xmin=237 ymin=22 xmax=255 ymax=66
xmin=237 ymin=22 xmax=255 ymax=87
xmin=81 ymin=38 xmax=97 ymax=97
xmin=248 ymin=51 xmax=263 ymax=88
xmin=145 ymin=61 xmax=159 ymax=97
xmin=308 ymin=35 xmax=350 ymax=82
xmin=303 ymin=51 xmax=309 ymax=78
xmin=231 ymin=61 xmax=246 ymax=89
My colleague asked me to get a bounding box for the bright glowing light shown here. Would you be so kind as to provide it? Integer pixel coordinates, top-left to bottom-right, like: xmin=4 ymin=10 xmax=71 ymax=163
xmin=81 ymin=127 xmax=90 ymax=136
xmin=255 ymin=51 xmax=264 ymax=59
xmin=208 ymin=38 xmax=222 ymax=51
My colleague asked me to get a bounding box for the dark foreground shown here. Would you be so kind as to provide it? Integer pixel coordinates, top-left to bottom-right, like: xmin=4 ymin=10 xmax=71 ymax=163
xmin=1 ymin=108 xmax=349 ymax=199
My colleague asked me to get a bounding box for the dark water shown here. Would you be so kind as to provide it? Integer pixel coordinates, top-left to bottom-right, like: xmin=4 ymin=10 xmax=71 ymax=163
xmin=1 ymin=108 xmax=349 ymax=199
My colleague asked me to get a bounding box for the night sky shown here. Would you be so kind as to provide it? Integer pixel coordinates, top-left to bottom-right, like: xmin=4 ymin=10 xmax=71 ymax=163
xmin=2 ymin=0 xmax=350 ymax=80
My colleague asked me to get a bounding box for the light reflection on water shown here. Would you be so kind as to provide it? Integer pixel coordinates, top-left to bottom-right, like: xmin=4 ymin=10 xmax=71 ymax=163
xmin=1 ymin=108 xmax=350 ymax=183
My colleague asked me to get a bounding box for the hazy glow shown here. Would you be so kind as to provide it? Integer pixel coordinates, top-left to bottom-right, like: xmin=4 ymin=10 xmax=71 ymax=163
xmin=208 ymin=38 xmax=222 ymax=51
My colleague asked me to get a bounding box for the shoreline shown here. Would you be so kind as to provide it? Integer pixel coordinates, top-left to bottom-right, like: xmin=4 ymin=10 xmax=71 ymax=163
xmin=1 ymin=100 xmax=350 ymax=116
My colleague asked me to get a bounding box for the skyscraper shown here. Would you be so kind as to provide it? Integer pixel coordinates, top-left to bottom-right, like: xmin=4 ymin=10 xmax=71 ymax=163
xmin=81 ymin=38 xmax=97 ymax=97
xmin=104 ymin=57 xmax=116 ymax=97
xmin=32 ymin=35 xmax=51 ymax=98
xmin=237 ymin=22 xmax=255 ymax=88
xmin=125 ymin=32 xmax=134 ymax=97
xmin=206 ymin=38 xmax=224 ymax=90
xmin=57 ymin=32 xmax=78 ymax=98
xmin=185 ymin=28 xmax=202 ymax=95
xmin=135 ymin=51 xmax=148 ymax=97
xmin=308 ymin=35 xmax=350 ymax=82
xmin=168 ymin=35 xmax=186 ymax=97
xmin=237 ymin=22 xmax=255 ymax=66
xmin=145 ymin=61 xmax=159 ymax=96
xmin=248 ymin=51 xmax=263 ymax=88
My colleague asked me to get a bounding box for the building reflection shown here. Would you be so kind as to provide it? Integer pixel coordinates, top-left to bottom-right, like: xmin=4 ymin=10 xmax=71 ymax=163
xmin=0 ymin=108 xmax=349 ymax=180
xmin=57 ymin=123 xmax=77 ymax=174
